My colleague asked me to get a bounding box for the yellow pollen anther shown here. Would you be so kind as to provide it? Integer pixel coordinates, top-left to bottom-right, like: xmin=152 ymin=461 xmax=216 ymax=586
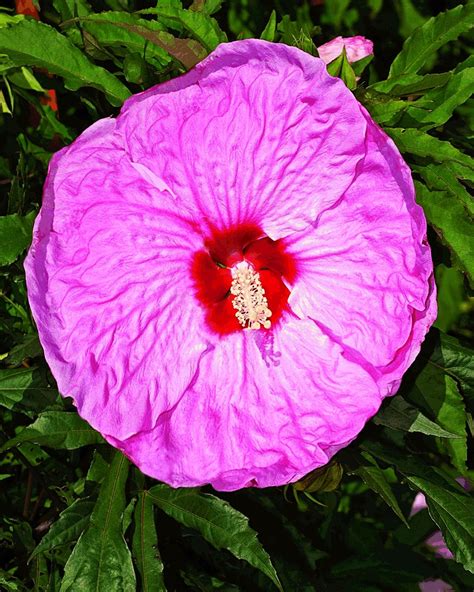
xmin=230 ymin=262 xmax=272 ymax=330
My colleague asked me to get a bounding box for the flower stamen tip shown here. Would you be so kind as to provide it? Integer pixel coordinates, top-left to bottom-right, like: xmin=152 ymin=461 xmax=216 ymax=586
xmin=231 ymin=262 xmax=272 ymax=330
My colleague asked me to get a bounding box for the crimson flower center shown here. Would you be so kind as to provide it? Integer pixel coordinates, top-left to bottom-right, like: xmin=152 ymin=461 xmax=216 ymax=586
xmin=191 ymin=224 xmax=297 ymax=335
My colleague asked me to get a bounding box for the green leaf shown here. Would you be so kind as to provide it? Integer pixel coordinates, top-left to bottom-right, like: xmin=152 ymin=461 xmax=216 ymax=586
xmin=53 ymin=0 xmax=91 ymax=21
xmin=416 ymin=162 xmax=473 ymax=217
xmin=373 ymin=396 xmax=462 ymax=439
xmin=80 ymin=11 xmax=205 ymax=70
xmin=387 ymin=128 xmax=474 ymax=179
xmin=395 ymin=0 xmax=427 ymax=39
xmin=260 ymin=10 xmax=276 ymax=42
xmin=8 ymin=67 xmax=45 ymax=92
xmin=352 ymin=453 xmax=408 ymax=526
xmin=0 ymin=19 xmax=130 ymax=106
xmin=429 ymin=333 xmax=474 ymax=405
xmin=277 ymin=16 xmax=318 ymax=55
xmin=404 ymin=67 xmax=474 ymax=130
xmin=415 ymin=181 xmax=474 ymax=283
xmin=140 ymin=5 xmax=226 ymax=51
xmin=407 ymin=475 xmax=474 ymax=573
xmin=148 ymin=485 xmax=282 ymax=591
xmin=371 ymin=72 xmax=451 ymax=96
xmin=434 ymin=264 xmax=465 ymax=332
xmin=326 ymin=47 xmax=357 ymax=90
xmin=0 ymin=412 xmax=103 ymax=452
xmin=60 ymin=453 xmax=135 ymax=592
xmin=1 ymin=86 xmax=14 ymax=114
xmin=0 ymin=211 xmax=36 ymax=266
xmin=30 ymin=499 xmax=94 ymax=560
xmin=357 ymin=89 xmax=407 ymax=125
xmin=0 ymin=368 xmax=55 ymax=412
xmin=190 ymin=0 xmax=223 ymax=16
xmin=389 ymin=3 xmax=474 ymax=78
xmin=351 ymin=54 xmax=373 ymax=77
xmin=362 ymin=442 xmax=474 ymax=573
xmin=5 ymin=334 xmax=43 ymax=367
xmin=411 ymin=366 xmax=467 ymax=473
xmin=132 ymin=492 xmax=166 ymax=592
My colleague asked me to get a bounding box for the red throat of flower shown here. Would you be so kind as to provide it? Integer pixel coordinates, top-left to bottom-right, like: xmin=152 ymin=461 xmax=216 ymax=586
xmin=192 ymin=224 xmax=297 ymax=335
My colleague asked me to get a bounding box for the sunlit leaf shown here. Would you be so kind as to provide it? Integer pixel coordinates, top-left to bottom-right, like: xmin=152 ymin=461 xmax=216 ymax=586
xmin=0 ymin=18 xmax=130 ymax=106
xmin=389 ymin=4 xmax=474 ymax=77
xmin=415 ymin=181 xmax=473 ymax=284
xmin=1 ymin=412 xmax=103 ymax=451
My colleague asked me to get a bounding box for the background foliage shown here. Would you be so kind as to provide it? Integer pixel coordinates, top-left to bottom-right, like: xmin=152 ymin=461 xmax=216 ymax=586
xmin=0 ymin=1 xmax=473 ymax=590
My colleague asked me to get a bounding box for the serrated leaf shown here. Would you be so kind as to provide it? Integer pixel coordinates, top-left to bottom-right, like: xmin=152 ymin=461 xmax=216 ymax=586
xmin=362 ymin=441 xmax=474 ymax=573
xmin=141 ymin=5 xmax=226 ymax=51
xmin=0 ymin=19 xmax=130 ymax=106
xmin=387 ymin=128 xmax=474 ymax=180
xmin=389 ymin=4 xmax=474 ymax=78
xmin=373 ymin=396 xmax=461 ymax=439
xmin=260 ymin=10 xmax=276 ymax=42
xmin=371 ymin=72 xmax=451 ymax=96
xmin=148 ymin=485 xmax=282 ymax=591
xmin=80 ymin=11 xmax=205 ymax=70
xmin=60 ymin=453 xmax=135 ymax=592
xmin=415 ymin=181 xmax=473 ymax=283
xmin=0 ymin=412 xmax=103 ymax=452
xmin=353 ymin=454 xmax=408 ymax=526
xmin=406 ymin=476 xmax=474 ymax=573
xmin=0 ymin=211 xmax=36 ymax=266
xmin=198 ymin=0 xmax=223 ymax=16
xmin=416 ymin=163 xmax=473 ymax=217
xmin=30 ymin=499 xmax=94 ymax=560
xmin=404 ymin=67 xmax=474 ymax=130
xmin=132 ymin=492 xmax=166 ymax=592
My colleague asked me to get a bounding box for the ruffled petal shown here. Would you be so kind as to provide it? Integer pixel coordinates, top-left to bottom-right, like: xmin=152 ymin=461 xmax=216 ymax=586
xmin=285 ymin=108 xmax=436 ymax=391
xmin=25 ymin=118 xmax=212 ymax=440
xmin=109 ymin=317 xmax=380 ymax=490
xmin=116 ymin=39 xmax=368 ymax=239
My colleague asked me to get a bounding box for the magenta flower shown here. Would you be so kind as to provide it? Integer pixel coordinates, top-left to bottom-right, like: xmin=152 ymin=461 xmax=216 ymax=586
xmin=25 ymin=40 xmax=436 ymax=491
xmin=317 ymin=35 xmax=374 ymax=65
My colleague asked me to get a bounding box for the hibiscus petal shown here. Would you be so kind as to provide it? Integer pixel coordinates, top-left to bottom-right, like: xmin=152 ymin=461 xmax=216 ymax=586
xmin=116 ymin=39 xmax=367 ymax=239
xmin=108 ymin=318 xmax=380 ymax=490
xmin=285 ymin=108 xmax=436 ymax=389
xmin=25 ymin=118 xmax=212 ymax=440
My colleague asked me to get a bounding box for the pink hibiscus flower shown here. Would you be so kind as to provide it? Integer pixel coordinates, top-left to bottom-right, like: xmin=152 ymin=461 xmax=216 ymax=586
xmin=25 ymin=40 xmax=436 ymax=490
xmin=317 ymin=35 xmax=374 ymax=65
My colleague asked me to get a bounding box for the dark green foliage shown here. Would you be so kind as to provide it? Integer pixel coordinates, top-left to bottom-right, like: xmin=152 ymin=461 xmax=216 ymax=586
xmin=0 ymin=1 xmax=473 ymax=590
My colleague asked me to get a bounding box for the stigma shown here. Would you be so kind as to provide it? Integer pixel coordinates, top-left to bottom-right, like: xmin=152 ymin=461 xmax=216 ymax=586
xmin=230 ymin=262 xmax=272 ymax=330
